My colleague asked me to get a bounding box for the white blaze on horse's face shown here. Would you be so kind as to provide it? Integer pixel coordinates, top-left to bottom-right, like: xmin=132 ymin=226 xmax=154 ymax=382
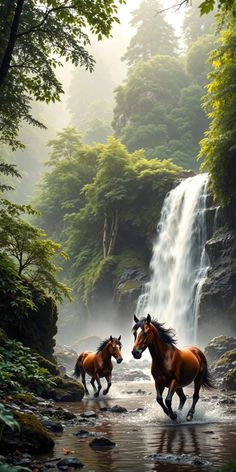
xmin=109 ymin=338 xmax=123 ymax=364
xmin=132 ymin=322 xmax=152 ymax=359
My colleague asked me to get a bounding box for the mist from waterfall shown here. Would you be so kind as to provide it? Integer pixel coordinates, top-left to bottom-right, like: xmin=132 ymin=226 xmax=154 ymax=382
xmin=136 ymin=173 xmax=209 ymax=346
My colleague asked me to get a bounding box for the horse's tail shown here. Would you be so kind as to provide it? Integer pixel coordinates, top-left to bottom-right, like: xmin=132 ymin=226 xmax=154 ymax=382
xmin=74 ymin=357 xmax=81 ymax=378
xmin=202 ymin=365 xmax=215 ymax=389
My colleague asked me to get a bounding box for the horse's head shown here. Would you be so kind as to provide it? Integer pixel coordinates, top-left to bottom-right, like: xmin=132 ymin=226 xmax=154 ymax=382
xmin=109 ymin=335 xmax=123 ymax=364
xmin=131 ymin=314 xmax=153 ymax=359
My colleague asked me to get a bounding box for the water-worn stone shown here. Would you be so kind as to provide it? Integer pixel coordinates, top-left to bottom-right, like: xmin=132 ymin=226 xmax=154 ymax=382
xmin=57 ymin=457 xmax=84 ymax=469
xmin=89 ymin=437 xmax=116 ymax=449
xmin=80 ymin=411 xmax=97 ymax=418
xmin=145 ymin=453 xmax=210 ymax=466
xmin=204 ymin=336 xmax=236 ymax=364
xmin=110 ymin=405 xmax=127 ymax=413
xmin=41 ymin=418 xmax=63 ymax=432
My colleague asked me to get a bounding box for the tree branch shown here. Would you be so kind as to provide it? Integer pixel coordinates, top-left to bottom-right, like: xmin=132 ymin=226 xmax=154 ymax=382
xmin=16 ymin=4 xmax=74 ymax=38
xmin=0 ymin=0 xmax=25 ymax=87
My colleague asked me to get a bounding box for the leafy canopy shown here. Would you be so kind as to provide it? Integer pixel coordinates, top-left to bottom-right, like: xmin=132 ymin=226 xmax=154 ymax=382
xmin=0 ymin=0 xmax=125 ymax=149
xmin=199 ymin=8 xmax=236 ymax=205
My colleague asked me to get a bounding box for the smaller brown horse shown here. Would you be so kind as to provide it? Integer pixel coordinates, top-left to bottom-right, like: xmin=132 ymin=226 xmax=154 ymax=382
xmin=132 ymin=314 xmax=214 ymax=421
xmin=74 ymin=336 xmax=123 ymax=397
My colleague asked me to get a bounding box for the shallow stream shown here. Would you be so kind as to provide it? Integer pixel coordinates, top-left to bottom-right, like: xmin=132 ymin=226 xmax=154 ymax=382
xmin=49 ymin=381 xmax=236 ymax=472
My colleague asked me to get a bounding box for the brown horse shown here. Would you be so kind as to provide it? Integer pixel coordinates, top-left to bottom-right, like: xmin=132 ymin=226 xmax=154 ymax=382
xmin=74 ymin=336 xmax=123 ymax=397
xmin=131 ymin=314 xmax=214 ymax=421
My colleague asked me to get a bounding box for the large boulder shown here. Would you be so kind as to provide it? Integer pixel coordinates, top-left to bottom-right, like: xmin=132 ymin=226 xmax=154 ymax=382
xmin=0 ymin=413 xmax=54 ymax=454
xmin=198 ymin=203 xmax=236 ymax=345
xmin=204 ymin=336 xmax=236 ymax=390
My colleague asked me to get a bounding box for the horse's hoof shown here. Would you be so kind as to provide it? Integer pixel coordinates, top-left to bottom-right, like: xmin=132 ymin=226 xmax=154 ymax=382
xmin=94 ymin=392 xmax=99 ymax=398
xmin=186 ymin=415 xmax=193 ymax=421
xmin=170 ymin=412 xmax=177 ymax=421
xmin=103 ymin=390 xmax=108 ymax=395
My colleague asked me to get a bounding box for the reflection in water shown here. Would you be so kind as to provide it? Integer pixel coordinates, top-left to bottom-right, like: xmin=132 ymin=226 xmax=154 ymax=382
xmin=52 ymin=382 xmax=236 ymax=472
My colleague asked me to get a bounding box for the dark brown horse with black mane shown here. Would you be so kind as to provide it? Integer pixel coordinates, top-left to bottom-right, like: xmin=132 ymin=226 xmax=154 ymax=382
xmin=132 ymin=314 xmax=214 ymax=421
xmin=74 ymin=336 xmax=123 ymax=397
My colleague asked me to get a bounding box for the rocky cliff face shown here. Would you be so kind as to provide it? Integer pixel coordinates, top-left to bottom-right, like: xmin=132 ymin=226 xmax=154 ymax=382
xmin=198 ymin=202 xmax=236 ymax=344
xmin=0 ymin=286 xmax=58 ymax=361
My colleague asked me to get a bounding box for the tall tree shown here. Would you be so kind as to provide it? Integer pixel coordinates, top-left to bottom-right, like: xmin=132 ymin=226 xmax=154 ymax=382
xmin=183 ymin=0 xmax=216 ymax=45
xmin=0 ymin=0 xmax=124 ymax=149
xmin=122 ymin=0 xmax=177 ymax=68
xmin=199 ymin=8 xmax=236 ymax=206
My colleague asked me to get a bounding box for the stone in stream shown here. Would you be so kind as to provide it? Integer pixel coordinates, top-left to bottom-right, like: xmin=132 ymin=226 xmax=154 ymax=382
xmin=80 ymin=410 xmax=97 ymax=418
xmin=89 ymin=437 xmax=116 ymax=449
xmin=218 ymin=397 xmax=235 ymax=405
xmin=110 ymin=405 xmax=127 ymax=413
xmin=74 ymin=429 xmax=97 ymax=437
xmin=57 ymin=457 xmax=84 ymax=469
xmin=41 ymin=418 xmax=63 ymax=432
xmin=145 ymin=453 xmax=210 ymax=466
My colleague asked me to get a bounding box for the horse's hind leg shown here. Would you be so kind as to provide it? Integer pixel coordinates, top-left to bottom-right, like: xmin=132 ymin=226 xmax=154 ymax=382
xmin=176 ymin=387 xmax=187 ymax=410
xmin=91 ymin=377 xmax=96 ymax=391
xmin=103 ymin=374 xmax=112 ymax=395
xmin=186 ymin=375 xmax=201 ymax=421
xmin=94 ymin=373 xmax=102 ymax=398
xmin=81 ymin=368 xmax=89 ymax=396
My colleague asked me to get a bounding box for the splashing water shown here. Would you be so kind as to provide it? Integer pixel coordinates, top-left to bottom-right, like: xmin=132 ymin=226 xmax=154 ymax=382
xmin=137 ymin=174 xmax=209 ymax=346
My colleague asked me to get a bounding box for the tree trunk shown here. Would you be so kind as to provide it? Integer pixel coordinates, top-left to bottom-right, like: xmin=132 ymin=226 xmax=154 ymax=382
xmin=0 ymin=0 xmax=25 ymax=87
xmin=103 ymin=210 xmax=109 ymax=258
xmin=107 ymin=208 xmax=118 ymax=257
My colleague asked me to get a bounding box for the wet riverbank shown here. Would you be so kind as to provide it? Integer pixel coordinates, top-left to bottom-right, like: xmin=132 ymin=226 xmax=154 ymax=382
xmin=42 ymin=381 xmax=236 ymax=472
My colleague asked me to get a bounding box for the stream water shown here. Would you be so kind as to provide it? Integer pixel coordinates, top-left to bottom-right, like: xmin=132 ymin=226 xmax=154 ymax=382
xmin=49 ymin=381 xmax=236 ymax=472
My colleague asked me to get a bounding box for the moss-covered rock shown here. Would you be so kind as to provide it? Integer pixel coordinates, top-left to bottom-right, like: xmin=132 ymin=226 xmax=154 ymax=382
xmin=34 ymin=353 xmax=60 ymax=376
xmin=42 ymin=376 xmax=84 ymax=402
xmin=223 ymin=368 xmax=236 ymax=391
xmin=0 ymin=412 xmax=54 ymax=454
xmin=0 ymin=285 xmax=58 ymax=362
xmin=113 ymin=250 xmax=148 ymax=320
xmin=204 ymin=336 xmax=236 ymax=363
xmin=11 ymin=393 xmax=38 ymax=406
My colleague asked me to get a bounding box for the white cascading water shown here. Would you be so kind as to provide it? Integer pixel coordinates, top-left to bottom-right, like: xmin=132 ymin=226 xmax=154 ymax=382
xmin=136 ymin=173 xmax=209 ymax=346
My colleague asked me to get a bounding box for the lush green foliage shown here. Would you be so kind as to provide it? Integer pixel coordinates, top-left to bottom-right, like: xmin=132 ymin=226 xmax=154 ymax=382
xmin=35 ymin=134 xmax=182 ymax=303
xmin=0 ymin=199 xmax=70 ymax=302
xmin=0 ymin=0 xmax=125 ymax=149
xmin=0 ymin=403 xmax=20 ymax=440
xmin=122 ymin=0 xmax=177 ymax=68
xmin=113 ymin=53 xmax=210 ymax=169
xmin=199 ymin=9 xmax=236 ymax=205
xmin=111 ymin=1 xmax=217 ymax=170
xmin=0 ymin=333 xmax=52 ymax=395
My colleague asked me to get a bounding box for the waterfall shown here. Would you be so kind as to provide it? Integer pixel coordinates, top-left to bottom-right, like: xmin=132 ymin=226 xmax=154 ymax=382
xmin=136 ymin=173 xmax=209 ymax=346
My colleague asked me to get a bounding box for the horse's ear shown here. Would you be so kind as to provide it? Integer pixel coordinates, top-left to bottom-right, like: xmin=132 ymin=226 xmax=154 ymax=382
xmin=110 ymin=335 xmax=113 ymax=341
xmin=118 ymin=335 xmax=121 ymax=341
xmin=146 ymin=314 xmax=151 ymax=325
xmin=134 ymin=314 xmax=139 ymax=323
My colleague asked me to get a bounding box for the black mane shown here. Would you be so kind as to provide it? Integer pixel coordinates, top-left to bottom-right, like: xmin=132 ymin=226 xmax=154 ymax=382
xmin=132 ymin=317 xmax=177 ymax=347
xmin=97 ymin=337 xmax=122 ymax=352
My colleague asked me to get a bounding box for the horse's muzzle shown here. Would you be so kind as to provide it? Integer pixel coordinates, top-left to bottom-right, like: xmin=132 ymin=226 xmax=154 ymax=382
xmin=132 ymin=349 xmax=142 ymax=359
xmin=116 ymin=357 xmax=123 ymax=364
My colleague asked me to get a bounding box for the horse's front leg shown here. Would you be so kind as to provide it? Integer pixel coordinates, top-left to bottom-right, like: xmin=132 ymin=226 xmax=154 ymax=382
xmin=94 ymin=373 xmax=102 ymax=398
xmin=165 ymin=379 xmax=177 ymax=420
xmin=155 ymin=382 xmax=169 ymax=417
xmin=186 ymin=375 xmax=201 ymax=421
xmin=103 ymin=373 xmax=112 ymax=395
